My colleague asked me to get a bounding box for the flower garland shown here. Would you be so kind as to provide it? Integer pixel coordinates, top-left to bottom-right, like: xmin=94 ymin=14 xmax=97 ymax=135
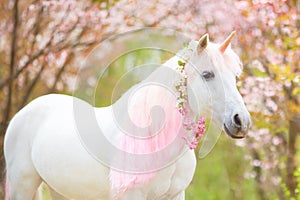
xmin=175 ymin=60 xmax=206 ymax=150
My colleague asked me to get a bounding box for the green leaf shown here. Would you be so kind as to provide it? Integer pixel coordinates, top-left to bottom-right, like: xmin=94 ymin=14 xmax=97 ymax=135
xmin=183 ymin=42 xmax=188 ymax=48
xmin=292 ymin=88 xmax=300 ymax=97
xmin=178 ymin=60 xmax=184 ymax=66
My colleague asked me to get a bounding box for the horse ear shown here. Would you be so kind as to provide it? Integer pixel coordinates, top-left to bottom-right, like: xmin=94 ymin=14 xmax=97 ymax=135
xmin=197 ymin=34 xmax=209 ymax=54
xmin=219 ymin=31 xmax=236 ymax=53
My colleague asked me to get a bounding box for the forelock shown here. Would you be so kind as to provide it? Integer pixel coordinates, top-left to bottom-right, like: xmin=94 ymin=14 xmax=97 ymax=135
xmin=178 ymin=40 xmax=243 ymax=77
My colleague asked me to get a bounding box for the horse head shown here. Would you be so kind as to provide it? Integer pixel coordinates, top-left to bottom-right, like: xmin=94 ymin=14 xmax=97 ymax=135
xmin=186 ymin=32 xmax=251 ymax=139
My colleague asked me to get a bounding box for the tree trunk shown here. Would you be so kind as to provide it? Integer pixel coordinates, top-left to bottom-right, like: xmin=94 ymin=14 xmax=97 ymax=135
xmin=0 ymin=0 xmax=19 ymax=198
xmin=286 ymin=114 xmax=300 ymax=197
xmin=252 ymin=150 xmax=266 ymax=200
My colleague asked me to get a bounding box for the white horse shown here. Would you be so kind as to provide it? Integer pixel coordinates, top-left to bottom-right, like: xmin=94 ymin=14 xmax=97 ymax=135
xmin=4 ymin=32 xmax=251 ymax=200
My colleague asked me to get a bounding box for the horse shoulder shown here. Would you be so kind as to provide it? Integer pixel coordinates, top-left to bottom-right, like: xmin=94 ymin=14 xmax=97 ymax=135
xmin=168 ymin=150 xmax=197 ymax=196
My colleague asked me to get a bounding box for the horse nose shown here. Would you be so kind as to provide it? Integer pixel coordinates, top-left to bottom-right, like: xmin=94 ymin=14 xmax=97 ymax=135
xmin=233 ymin=114 xmax=242 ymax=128
xmin=233 ymin=113 xmax=251 ymax=133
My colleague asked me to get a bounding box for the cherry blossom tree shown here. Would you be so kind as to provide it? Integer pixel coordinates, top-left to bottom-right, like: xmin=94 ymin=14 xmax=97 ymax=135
xmin=234 ymin=1 xmax=300 ymax=198
xmin=0 ymin=0 xmax=125 ymax=196
xmin=0 ymin=0 xmax=299 ymax=198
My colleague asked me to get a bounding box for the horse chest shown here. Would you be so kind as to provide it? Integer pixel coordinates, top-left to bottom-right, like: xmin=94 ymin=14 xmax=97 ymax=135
xmin=126 ymin=150 xmax=197 ymax=200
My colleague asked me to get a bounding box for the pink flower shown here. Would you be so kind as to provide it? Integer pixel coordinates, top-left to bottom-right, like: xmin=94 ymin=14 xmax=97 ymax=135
xmin=175 ymin=60 xmax=206 ymax=150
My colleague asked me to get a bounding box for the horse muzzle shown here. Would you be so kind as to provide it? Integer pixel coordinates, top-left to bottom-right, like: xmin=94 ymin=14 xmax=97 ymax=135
xmin=223 ymin=112 xmax=251 ymax=139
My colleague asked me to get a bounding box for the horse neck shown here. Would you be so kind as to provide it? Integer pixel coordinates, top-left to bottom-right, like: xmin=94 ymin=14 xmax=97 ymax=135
xmin=110 ymin=55 xmax=190 ymax=141
xmin=112 ymin=55 xmax=181 ymax=105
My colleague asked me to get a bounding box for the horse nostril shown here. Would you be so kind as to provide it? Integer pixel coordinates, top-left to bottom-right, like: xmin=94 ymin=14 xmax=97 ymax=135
xmin=234 ymin=114 xmax=242 ymax=128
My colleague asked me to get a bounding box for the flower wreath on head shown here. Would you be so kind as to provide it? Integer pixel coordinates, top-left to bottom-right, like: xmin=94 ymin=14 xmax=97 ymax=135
xmin=175 ymin=59 xmax=206 ymax=150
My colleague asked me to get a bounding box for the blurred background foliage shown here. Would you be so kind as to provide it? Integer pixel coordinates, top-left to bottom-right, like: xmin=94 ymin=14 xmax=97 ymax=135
xmin=0 ymin=0 xmax=299 ymax=199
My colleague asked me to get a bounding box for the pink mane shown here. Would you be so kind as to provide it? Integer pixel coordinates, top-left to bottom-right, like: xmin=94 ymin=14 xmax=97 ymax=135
xmin=109 ymin=84 xmax=183 ymax=196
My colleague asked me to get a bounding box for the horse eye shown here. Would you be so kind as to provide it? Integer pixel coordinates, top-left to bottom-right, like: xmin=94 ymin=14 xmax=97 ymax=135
xmin=202 ymin=71 xmax=215 ymax=81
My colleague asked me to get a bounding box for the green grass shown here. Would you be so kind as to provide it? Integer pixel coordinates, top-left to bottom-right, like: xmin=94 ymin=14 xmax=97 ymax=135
xmin=41 ymin=183 xmax=51 ymax=200
xmin=186 ymin=135 xmax=258 ymax=200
